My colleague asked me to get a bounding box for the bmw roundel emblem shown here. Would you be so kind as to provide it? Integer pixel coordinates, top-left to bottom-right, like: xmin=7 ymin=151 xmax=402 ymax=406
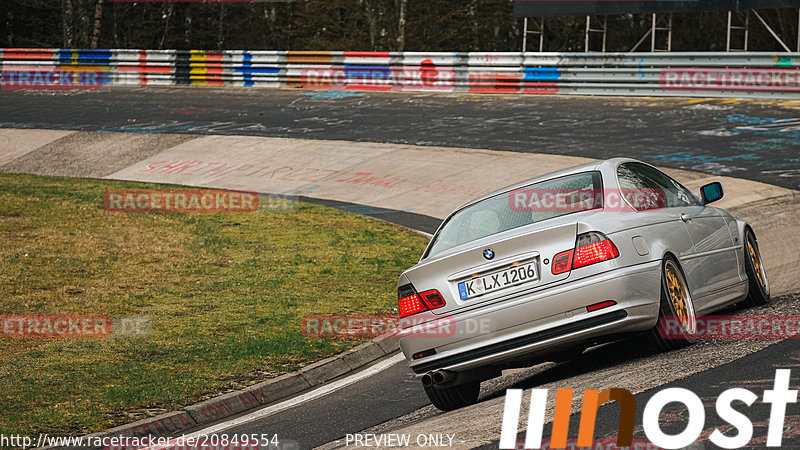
xmin=483 ymin=248 xmax=495 ymax=260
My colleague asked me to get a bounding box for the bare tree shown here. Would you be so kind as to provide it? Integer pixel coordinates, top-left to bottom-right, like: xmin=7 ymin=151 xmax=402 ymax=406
xmin=159 ymin=3 xmax=173 ymax=49
xmin=90 ymin=0 xmax=103 ymax=49
xmin=61 ymin=0 xmax=73 ymax=47
xmin=468 ymin=0 xmax=479 ymax=50
xmin=363 ymin=0 xmax=378 ymax=50
xmin=5 ymin=7 xmax=14 ymax=47
xmin=184 ymin=7 xmax=192 ymax=48
xmin=217 ymin=4 xmax=225 ymax=50
xmin=7 ymin=0 xmax=800 ymax=53
xmin=396 ymin=0 xmax=406 ymax=51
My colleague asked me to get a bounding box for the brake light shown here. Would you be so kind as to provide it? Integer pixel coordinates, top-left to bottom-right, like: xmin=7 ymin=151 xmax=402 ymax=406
xmin=573 ymin=234 xmax=619 ymax=269
xmin=398 ymin=285 xmax=446 ymax=318
xmin=551 ymin=249 xmax=574 ymax=275
xmin=419 ymin=290 xmax=446 ymax=310
xmin=399 ymin=292 xmax=427 ymax=318
xmin=551 ymin=232 xmax=619 ymax=275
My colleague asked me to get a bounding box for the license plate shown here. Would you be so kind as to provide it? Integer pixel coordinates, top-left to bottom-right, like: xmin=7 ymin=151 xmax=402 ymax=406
xmin=457 ymin=262 xmax=538 ymax=300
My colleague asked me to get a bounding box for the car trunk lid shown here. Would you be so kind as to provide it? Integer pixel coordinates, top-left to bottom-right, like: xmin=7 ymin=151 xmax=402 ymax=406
xmin=403 ymin=221 xmax=578 ymax=315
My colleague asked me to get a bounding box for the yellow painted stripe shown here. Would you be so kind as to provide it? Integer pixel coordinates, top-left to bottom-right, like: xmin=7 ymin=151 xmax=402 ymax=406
xmin=190 ymin=50 xmax=206 ymax=62
xmin=59 ymin=65 xmax=110 ymax=72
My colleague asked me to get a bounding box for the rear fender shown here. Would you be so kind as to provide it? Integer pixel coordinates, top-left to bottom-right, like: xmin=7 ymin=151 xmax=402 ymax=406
xmin=736 ymin=220 xmax=752 ymax=281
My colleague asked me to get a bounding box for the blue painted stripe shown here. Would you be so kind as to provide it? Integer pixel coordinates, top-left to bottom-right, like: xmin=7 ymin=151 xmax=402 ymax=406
xmin=57 ymin=49 xmax=113 ymax=62
xmin=239 ymin=51 xmax=255 ymax=84
xmin=523 ymin=67 xmax=561 ymax=81
xmin=234 ymin=66 xmax=280 ymax=74
xmin=344 ymin=65 xmax=391 ymax=79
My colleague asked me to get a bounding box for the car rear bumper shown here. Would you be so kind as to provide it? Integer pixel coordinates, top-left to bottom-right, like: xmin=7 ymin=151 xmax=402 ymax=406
xmin=399 ymin=260 xmax=662 ymax=375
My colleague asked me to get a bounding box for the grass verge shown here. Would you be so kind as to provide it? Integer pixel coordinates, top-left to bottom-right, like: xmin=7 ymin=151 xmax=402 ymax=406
xmin=0 ymin=173 xmax=428 ymax=435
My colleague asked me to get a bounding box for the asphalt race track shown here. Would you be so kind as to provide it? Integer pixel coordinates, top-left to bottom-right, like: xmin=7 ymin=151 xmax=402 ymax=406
xmin=1 ymin=88 xmax=800 ymax=190
xmin=1 ymin=87 xmax=799 ymax=449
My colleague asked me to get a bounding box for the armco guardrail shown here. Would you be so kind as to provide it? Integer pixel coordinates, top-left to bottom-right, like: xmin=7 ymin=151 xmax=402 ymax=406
xmin=1 ymin=49 xmax=799 ymax=98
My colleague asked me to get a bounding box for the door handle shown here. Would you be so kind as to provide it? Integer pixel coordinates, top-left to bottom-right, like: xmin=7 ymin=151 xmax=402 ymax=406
xmin=680 ymin=213 xmax=691 ymax=222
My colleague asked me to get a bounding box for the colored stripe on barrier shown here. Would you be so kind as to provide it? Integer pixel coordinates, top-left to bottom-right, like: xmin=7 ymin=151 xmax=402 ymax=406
xmin=523 ymin=67 xmax=561 ymax=81
xmin=1 ymin=48 xmax=799 ymax=98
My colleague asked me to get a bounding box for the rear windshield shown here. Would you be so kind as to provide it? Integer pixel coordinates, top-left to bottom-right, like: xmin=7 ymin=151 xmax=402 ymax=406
xmin=425 ymin=171 xmax=602 ymax=258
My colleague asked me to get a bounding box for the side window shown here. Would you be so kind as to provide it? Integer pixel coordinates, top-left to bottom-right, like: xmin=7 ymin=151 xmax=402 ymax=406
xmin=617 ymin=163 xmax=700 ymax=210
xmin=662 ymin=173 xmax=701 ymax=207
xmin=617 ymin=163 xmax=663 ymax=210
xmin=617 ymin=163 xmax=649 ymax=191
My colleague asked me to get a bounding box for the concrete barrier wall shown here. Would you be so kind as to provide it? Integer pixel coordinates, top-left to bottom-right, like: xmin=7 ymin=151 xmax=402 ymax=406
xmin=1 ymin=49 xmax=800 ymax=98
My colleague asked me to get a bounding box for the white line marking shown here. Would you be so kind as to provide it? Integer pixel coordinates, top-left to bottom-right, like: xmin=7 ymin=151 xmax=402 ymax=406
xmin=145 ymin=353 xmax=406 ymax=447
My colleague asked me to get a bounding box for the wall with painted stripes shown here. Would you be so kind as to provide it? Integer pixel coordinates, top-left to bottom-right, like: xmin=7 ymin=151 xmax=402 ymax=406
xmin=1 ymin=48 xmax=799 ymax=98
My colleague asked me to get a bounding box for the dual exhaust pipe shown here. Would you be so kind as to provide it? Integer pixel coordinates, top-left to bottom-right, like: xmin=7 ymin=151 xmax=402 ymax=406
xmin=421 ymin=370 xmax=456 ymax=387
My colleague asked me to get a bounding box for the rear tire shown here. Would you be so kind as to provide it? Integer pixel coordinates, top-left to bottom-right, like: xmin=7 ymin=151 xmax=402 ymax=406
xmin=424 ymin=381 xmax=480 ymax=411
xmin=742 ymin=228 xmax=770 ymax=307
xmin=648 ymin=256 xmax=696 ymax=352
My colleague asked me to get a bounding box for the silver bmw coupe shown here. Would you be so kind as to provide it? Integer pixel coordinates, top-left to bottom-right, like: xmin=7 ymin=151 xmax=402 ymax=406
xmin=396 ymin=158 xmax=769 ymax=411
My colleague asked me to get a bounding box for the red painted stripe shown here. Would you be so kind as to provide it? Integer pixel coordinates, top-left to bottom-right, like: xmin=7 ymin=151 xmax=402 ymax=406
xmin=139 ymin=50 xmax=147 ymax=85
xmin=343 ymin=51 xmax=391 ymax=58
xmin=3 ymin=49 xmax=55 ymax=60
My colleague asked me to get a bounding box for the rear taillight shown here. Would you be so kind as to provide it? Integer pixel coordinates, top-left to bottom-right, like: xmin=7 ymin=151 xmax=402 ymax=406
xmin=551 ymin=232 xmax=619 ymax=275
xmin=419 ymin=290 xmax=446 ymax=309
xmin=573 ymin=232 xmax=619 ymax=269
xmin=551 ymin=249 xmax=574 ymax=275
xmin=399 ymin=293 xmax=427 ymax=318
xmin=398 ymin=284 xmax=446 ymax=318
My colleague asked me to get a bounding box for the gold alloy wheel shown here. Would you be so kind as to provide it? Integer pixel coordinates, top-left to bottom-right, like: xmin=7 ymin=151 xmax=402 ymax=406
xmin=665 ymin=260 xmax=696 ymax=334
xmin=748 ymin=239 xmax=768 ymax=292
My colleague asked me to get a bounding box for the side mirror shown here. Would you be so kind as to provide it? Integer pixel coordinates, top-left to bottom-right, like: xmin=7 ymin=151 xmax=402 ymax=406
xmin=700 ymin=182 xmax=723 ymax=205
